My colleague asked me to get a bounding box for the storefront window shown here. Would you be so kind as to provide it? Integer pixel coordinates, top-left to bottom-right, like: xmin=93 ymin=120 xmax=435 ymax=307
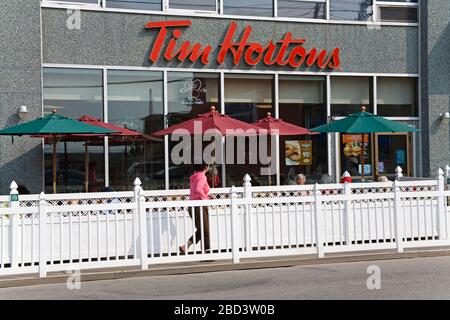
xmin=331 ymin=77 xmax=373 ymax=117
xmin=168 ymin=0 xmax=216 ymax=11
xmin=379 ymin=6 xmax=418 ymax=22
xmin=106 ymin=0 xmax=162 ymax=10
xmin=279 ymin=76 xmax=328 ymax=185
xmin=168 ymin=72 xmax=220 ymax=189
xmin=224 ymin=74 xmax=274 ymax=187
xmin=377 ymin=77 xmax=418 ymax=117
xmin=330 ymin=0 xmax=373 ymax=21
xmin=278 ymin=0 xmax=326 ymax=19
xmin=223 ymin=0 xmax=273 ymax=17
xmin=44 ymin=0 xmax=98 ymax=5
xmin=43 ymin=68 xmax=104 ymax=193
xmin=107 ymin=70 xmax=164 ymax=191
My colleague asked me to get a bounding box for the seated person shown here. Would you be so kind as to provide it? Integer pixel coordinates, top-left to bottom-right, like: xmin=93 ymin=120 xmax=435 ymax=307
xmin=296 ymin=174 xmax=306 ymax=185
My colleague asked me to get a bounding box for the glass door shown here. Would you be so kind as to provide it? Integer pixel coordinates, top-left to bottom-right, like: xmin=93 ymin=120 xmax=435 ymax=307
xmin=375 ymin=133 xmax=411 ymax=179
xmin=340 ymin=133 xmax=374 ymax=181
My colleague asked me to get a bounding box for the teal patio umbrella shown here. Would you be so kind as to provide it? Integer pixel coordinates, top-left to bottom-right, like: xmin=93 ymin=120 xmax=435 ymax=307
xmin=310 ymin=106 xmax=420 ymax=180
xmin=0 ymin=111 xmax=116 ymax=193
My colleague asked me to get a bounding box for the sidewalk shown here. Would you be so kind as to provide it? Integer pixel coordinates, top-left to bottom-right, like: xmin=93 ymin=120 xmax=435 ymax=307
xmin=1 ymin=247 xmax=450 ymax=289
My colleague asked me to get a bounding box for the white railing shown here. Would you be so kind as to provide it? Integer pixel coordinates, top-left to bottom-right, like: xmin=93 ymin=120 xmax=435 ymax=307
xmin=1 ymin=168 xmax=450 ymax=278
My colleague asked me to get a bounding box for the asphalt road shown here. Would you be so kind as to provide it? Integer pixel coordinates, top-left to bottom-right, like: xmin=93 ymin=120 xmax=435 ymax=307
xmin=1 ymin=256 xmax=450 ymax=300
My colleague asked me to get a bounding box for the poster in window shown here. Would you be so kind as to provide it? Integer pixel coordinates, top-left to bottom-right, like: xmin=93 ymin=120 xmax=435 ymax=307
xmin=285 ymin=140 xmax=312 ymax=166
xmin=358 ymin=164 xmax=372 ymax=176
xmin=396 ymin=149 xmax=406 ymax=165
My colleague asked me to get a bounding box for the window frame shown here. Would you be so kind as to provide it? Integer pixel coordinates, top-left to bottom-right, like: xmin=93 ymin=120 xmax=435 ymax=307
xmin=42 ymin=65 xmax=420 ymax=189
xmin=375 ymin=0 xmax=419 ymax=23
xmin=165 ymin=0 xmax=219 ymax=14
xmin=276 ymin=0 xmax=327 ymax=20
xmin=41 ymin=0 xmax=420 ymax=26
xmin=41 ymin=0 xmax=101 ymax=8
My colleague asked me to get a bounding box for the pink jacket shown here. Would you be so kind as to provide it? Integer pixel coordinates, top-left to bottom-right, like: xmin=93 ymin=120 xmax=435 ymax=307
xmin=190 ymin=171 xmax=210 ymax=200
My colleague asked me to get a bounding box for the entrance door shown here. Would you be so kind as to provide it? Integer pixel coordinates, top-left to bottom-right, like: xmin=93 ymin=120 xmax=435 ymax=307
xmin=375 ymin=133 xmax=411 ymax=178
xmin=340 ymin=134 xmax=374 ymax=181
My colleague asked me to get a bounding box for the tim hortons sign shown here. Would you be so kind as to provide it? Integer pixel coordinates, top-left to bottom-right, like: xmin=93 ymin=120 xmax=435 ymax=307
xmin=145 ymin=20 xmax=341 ymax=70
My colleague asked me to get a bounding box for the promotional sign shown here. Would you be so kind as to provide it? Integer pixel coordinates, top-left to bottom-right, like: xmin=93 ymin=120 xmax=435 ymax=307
xmin=285 ymin=140 xmax=313 ymax=166
xmin=378 ymin=162 xmax=385 ymax=173
xmin=342 ymin=134 xmax=369 ymax=144
xmin=396 ymin=149 xmax=406 ymax=165
xmin=359 ymin=164 xmax=372 ymax=176
xmin=145 ymin=20 xmax=341 ymax=70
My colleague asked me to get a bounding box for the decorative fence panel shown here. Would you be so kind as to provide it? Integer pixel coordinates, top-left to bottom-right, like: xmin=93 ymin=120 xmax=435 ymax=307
xmin=1 ymin=169 xmax=450 ymax=278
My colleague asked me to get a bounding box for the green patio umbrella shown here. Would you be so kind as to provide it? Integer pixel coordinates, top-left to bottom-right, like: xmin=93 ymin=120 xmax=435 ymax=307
xmin=310 ymin=106 xmax=420 ymax=180
xmin=0 ymin=111 xmax=116 ymax=193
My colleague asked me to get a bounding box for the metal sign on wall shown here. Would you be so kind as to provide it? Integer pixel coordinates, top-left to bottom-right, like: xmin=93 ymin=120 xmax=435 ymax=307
xmin=145 ymin=20 xmax=341 ymax=70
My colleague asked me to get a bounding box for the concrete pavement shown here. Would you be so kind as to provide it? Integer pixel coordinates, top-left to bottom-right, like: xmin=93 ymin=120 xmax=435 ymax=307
xmin=1 ymin=255 xmax=450 ymax=299
xmin=2 ymin=248 xmax=450 ymax=289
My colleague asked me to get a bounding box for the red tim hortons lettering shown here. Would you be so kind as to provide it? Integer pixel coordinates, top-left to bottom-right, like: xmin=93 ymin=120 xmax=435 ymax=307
xmin=145 ymin=20 xmax=341 ymax=70
xmin=145 ymin=20 xmax=212 ymax=64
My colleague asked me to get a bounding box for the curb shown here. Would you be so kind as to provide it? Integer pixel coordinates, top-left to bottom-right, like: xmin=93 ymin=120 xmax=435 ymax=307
xmin=1 ymin=248 xmax=450 ymax=289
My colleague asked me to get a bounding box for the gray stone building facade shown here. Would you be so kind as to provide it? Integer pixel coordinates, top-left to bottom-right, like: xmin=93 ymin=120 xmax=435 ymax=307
xmin=0 ymin=0 xmax=446 ymax=194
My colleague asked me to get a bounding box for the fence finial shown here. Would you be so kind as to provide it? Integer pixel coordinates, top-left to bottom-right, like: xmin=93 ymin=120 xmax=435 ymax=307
xmin=395 ymin=166 xmax=403 ymax=179
xmin=243 ymin=174 xmax=251 ymax=183
xmin=134 ymin=177 xmax=142 ymax=187
xmin=39 ymin=191 xmax=46 ymax=200
xmin=10 ymin=181 xmax=18 ymax=193
xmin=445 ymin=166 xmax=450 ymax=184
xmin=445 ymin=165 xmax=450 ymax=177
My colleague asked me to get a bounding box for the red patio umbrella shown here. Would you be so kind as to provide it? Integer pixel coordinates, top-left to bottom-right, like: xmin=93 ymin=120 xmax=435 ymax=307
xmin=152 ymin=106 xmax=260 ymax=136
xmin=254 ymin=112 xmax=319 ymax=136
xmin=253 ymin=113 xmax=319 ymax=185
xmin=43 ymin=115 xmax=144 ymax=192
xmin=152 ymin=106 xmax=260 ymax=187
xmin=77 ymin=116 xmax=144 ymax=192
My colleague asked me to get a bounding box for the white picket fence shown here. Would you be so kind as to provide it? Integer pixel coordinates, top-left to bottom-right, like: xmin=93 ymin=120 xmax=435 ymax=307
xmin=1 ymin=168 xmax=450 ymax=278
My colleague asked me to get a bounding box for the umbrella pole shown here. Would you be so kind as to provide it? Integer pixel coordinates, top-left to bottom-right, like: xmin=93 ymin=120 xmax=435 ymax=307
xmin=361 ymin=134 xmax=365 ymax=181
xmin=125 ymin=144 xmax=129 ymax=189
xmin=268 ymin=142 xmax=272 ymax=186
xmin=212 ymin=144 xmax=217 ymax=188
xmin=64 ymin=141 xmax=68 ymax=193
xmin=84 ymin=140 xmax=89 ymax=193
xmin=52 ymin=136 xmax=57 ymax=194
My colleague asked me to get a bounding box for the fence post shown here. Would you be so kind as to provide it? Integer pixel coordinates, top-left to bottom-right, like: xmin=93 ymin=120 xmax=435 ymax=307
xmin=39 ymin=192 xmax=48 ymax=278
xmin=314 ymin=183 xmax=324 ymax=258
xmin=230 ymin=186 xmax=240 ymax=263
xmin=395 ymin=166 xmax=403 ymax=180
xmin=393 ymin=179 xmax=404 ymax=253
xmin=436 ymin=168 xmax=446 ymax=241
xmin=134 ymin=178 xmax=148 ymax=270
xmin=243 ymin=174 xmax=252 ymax=252
xmin=9 ymin=181 xmax=19 ymax=269
xmin=343 ymin=182 xmax=353 ymax=246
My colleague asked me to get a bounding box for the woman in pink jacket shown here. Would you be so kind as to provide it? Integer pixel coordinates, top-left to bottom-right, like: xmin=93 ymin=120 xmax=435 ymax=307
xmin=180 ymin=163 xmax=211 ymax=255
